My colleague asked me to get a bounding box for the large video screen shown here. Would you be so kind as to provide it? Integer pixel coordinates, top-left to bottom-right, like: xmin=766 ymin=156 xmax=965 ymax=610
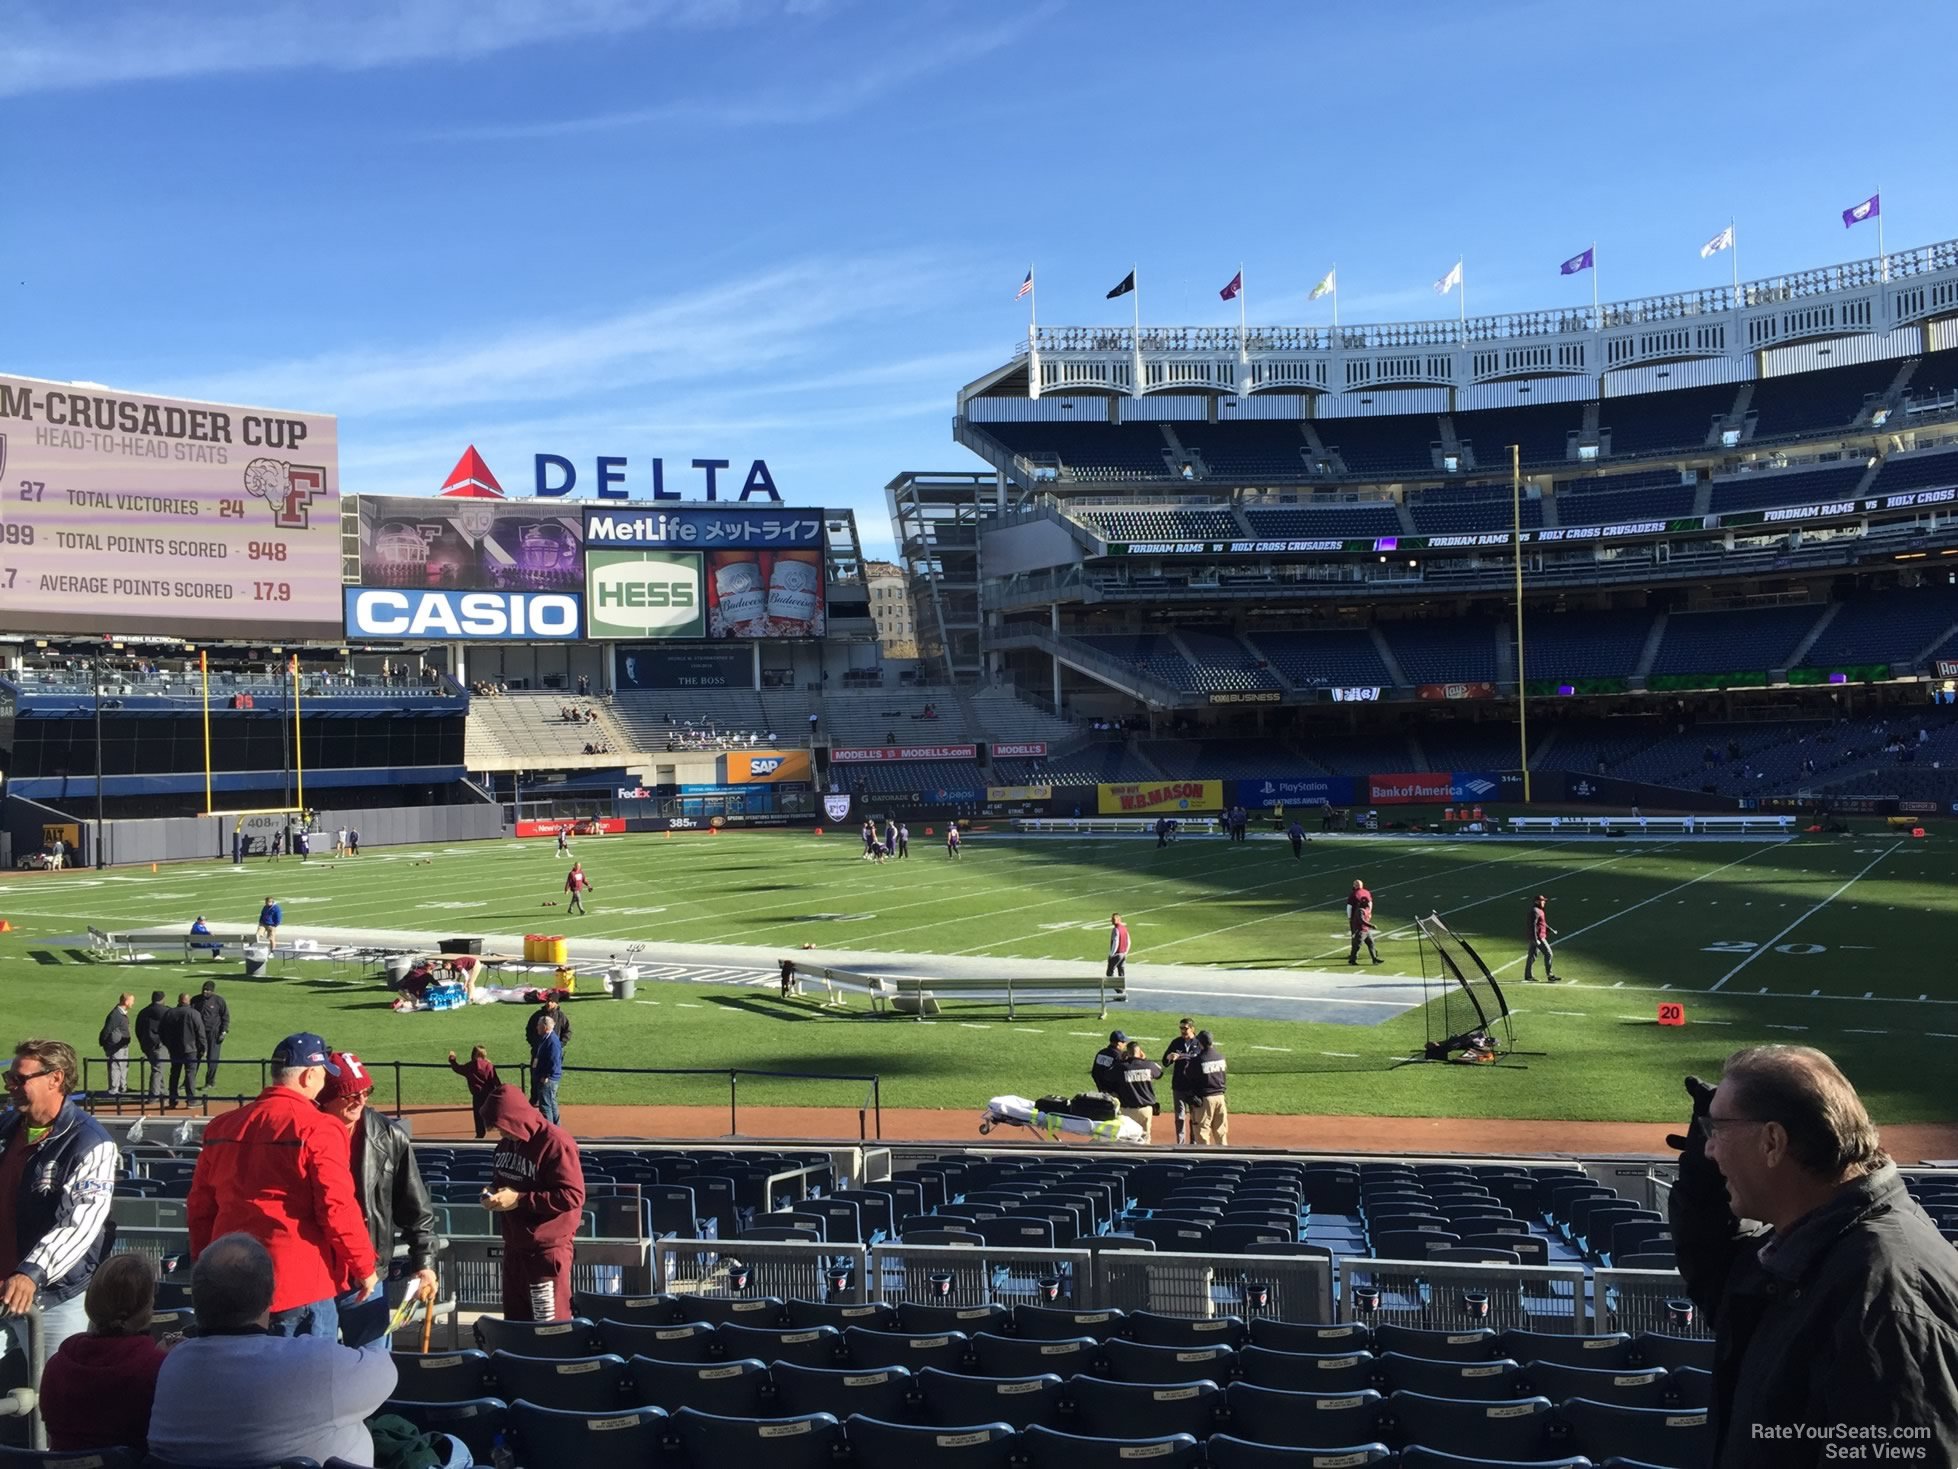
xmin=355 ymin=496 xmax=584 ymax=591
xmin=0 ymin=373 xmax=341 ymax=638
xmin=583 ymin=506 xmax=827 ymax=639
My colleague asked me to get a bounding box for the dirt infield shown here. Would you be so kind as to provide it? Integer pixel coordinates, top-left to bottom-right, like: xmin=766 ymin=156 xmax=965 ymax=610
xmin=390 ymin=1103 xmax=1958 ymax=1162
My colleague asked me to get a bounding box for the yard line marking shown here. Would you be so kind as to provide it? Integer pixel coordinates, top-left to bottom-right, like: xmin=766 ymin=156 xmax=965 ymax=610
xmin=1844 ymin=1028 xmax=1888 ymax=1035
xmin=1541 ymin=1010 xmax=1587 ymax=1017
xmin=1929 ymin=1033 xmax=1958 ymax=1040
xmin=1250 ymin=1044 xmax=1293 ymax=1052
xmin=1068 ymin=1032 xmax=1102 ymax=1038
xmin=1319 ymin=1051 xmax=1359 ymax=1058
xmin=676 ymin=1002 xmax=704 ymax=1008
xmin=1698 ymin=1020 xmax=1733 ymax=1025
xmin=1843 ymin=945 xmax=1876 ymax=950
xmin=1766 ymin=1024 xmax=1809 ymax=1031
xmin=959 ymin=1023 xmax=992 ymax=1030
xmin=1709 ymin=843 xmax=1902 ymax=992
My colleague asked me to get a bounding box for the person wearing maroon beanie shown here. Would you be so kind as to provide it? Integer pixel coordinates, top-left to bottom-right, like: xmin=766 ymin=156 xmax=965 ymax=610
xmin=39 ymin=1252 xmax=170 ymax=1456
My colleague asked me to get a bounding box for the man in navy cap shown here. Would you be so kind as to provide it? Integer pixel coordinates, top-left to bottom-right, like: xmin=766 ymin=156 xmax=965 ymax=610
xmin=187 ymin=1032 xmax=379 ymax=1339
xmin=1091 ymin=1030 xmax=1129 ymax=1093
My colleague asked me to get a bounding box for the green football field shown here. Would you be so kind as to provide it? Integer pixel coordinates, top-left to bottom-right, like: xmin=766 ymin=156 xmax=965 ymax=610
xmin=2 ymin=826 xmax=1954 ymax=1124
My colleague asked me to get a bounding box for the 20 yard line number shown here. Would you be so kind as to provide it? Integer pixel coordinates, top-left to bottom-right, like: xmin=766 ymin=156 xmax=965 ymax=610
xmin=1703 ymin=940 xmax=1828 ymax=956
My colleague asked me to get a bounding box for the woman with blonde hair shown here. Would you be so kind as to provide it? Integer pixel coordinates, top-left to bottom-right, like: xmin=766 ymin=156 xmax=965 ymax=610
xmin=38 ymin=1252 xmax=170 ymax=1454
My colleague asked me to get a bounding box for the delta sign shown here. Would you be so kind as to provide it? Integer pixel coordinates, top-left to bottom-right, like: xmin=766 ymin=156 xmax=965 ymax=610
xmin=435 ymin=444 xmax=783 ymax=503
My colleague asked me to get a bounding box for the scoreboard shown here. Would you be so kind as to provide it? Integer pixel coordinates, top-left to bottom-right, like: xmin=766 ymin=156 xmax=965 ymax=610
xmin=0 ymin=373 xmax=342 ymax=639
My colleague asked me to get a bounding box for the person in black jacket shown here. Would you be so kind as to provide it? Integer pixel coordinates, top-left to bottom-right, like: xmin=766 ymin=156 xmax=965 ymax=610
xmin=1668 ymin=1045 xmax=1958 ymax=1465
xmin=525 ymin=996 xmax=572 ymax=1053
xmin=99 ymin=993 xmax=134 ymax=1096
xmin=158 ymin=993 xmax=207 ymax=1108
xmin=190 ymin=981 xmax=230 ymax=1092
xmin=134 ymin=991 xmax=169 ymax=1101
xmin=1163 ymin=1018 xmax=1203 ymax=1144
xmin=315 ymin=1051 xmax=439 ymax=1348
xmin=1089 ymin=1030 xmax=1127 ymax=1094
xmin=1189 ymin=1030 xmax=1228 ymax=1145
xmin=1109 ymin=1041 xmax=1161 ymax=1144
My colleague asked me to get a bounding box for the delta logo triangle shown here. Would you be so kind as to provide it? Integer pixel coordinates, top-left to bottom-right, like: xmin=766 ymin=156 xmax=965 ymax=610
xmin=439 ymin=445 xmax=506 ymax=498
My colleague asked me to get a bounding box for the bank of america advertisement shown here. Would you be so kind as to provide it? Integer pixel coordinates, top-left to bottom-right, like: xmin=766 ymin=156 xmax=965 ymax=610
xmin=582 ymin=508 xmax=827 ymax=639
xmin=0 ymin=373 xmax=341 ymax=638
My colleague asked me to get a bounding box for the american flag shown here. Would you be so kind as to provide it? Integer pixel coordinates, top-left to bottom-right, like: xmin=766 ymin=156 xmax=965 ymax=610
xmin=1015 ymin=268 xmax=1033 ymax=300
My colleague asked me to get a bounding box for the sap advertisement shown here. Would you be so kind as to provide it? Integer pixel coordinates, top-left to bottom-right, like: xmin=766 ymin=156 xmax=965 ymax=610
xmin=584 ymin=508 xmax=827 ymax=639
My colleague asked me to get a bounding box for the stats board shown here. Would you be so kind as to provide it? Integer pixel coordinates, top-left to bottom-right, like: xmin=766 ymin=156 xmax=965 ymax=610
xmin=0 ymin=374 xmax=341 ymax=638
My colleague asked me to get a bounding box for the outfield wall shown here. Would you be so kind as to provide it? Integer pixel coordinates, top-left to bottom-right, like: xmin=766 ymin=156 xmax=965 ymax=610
xmin=5 ymin=799 xmax=505 ymax=868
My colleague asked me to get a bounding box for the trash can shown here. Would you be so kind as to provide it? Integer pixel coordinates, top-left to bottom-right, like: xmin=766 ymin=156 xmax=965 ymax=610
xmin=243 ymin=945 xmax=270 ymax=979
xmin=610 ymin=965 xmax=639 ymax=1001
xmin=384 ymin=953 xmax=413 ymax=985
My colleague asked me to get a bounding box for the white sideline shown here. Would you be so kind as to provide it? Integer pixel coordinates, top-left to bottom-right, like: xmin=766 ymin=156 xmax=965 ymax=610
xmin=1707 ymin=842 xmax=1903 ymax=993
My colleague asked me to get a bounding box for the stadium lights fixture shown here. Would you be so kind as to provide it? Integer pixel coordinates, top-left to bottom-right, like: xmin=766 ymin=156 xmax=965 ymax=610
xmin=1720 ymin=428 xmax=1742 ymax=448
xmin=1577 ymin=444 xmax=1599 ymax=462
xmin=1442 ymin=454 xmax=1461 ymax=473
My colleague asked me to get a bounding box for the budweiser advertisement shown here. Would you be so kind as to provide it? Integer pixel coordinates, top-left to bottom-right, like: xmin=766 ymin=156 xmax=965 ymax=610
xmin=831 ymin=744 xmax=977 ymax=764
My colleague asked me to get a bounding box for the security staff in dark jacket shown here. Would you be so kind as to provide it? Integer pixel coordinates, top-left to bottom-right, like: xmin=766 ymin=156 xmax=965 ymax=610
xmin=1164 ymin=1018 xmax=1203 ymax=1144
xmin=316 ymin=1051 xmax=439 ymax=1348
xmin=1189 ymin=1030 xmax=1229 ymax=1146
xmin=134 ymin=990 xmax=169 ymax=1101
xmin=191 ymin=981 xmax=230 ymax=1092
xmin=1089 ymin=1030 xmax=1128 ymax=1092
xmin=99 ymin=993 xmax=134 ymax=1096
xmin=158 ymin=993 xmax=207 ymax=1107
xmin=1109 ymin=1042 xmax=1161 ymax=1144
xmin=1668 ymin=1045 xmax=1958 ymax=1466
xmin=525 ymin=997 xmax=572 ymax=1052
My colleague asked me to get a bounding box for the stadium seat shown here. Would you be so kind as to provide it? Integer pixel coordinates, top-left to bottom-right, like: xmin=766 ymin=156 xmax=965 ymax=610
xmin=1376 ymin=1353 xmax=1522 ymax=1400
xmin=511 ymin=1401 xmax=666 ymax=1469
xmin=675 ymin=1295 xmax=788 ymax=1328
xmin=1234 ymin=1345 xmax=1376 ymax=1394
xmin=1468 ymin=1234 xmax=1550 ymax=1267
xmin=1220 ymin=1384 xmax=1385 ymax=1450
xmin=902 ymin=1228 xmax=981 ymax=1246
xmin=1014 ymin=1304 xmax=1125 ymax=1340
xmin=388 ymin=1348 xmax=492 ymax=1403
xmin=716 ymin=1321 xmax=845 ymax=1368
xmin=1373 ymin=1229 xmax=1461 ymax=1261
xmin=842 ymin=1326 xmax=970 ymax=1374
xmin=668 ymin=1408 xmax=846 ymax=1469
xmin=969 ymin=1330 xmax=1100 ymax=1378
xmin=1498 ymin=1331 xmax=1634 ymax=1371
xmin=1631 ymin=1334 xmax=1713 ymax=1372
xmin=1396 ymin=1450 xmax=1592 ymax=1469
xmin=473 ymin=1315 xmax=595 ymax=1358
xmin=1246 ymin=1320 xmax=1371 ymax=1353
xmin=898 ymin=1302 xmax=1010 ymax=1336
xmin=1128 ymin=1218 xmax=1213 ymax=1251
xmin=1019 ymin=1426 xmax=1203 ymax=1469
xmin=626 ymin=1354 xmax=771 ymax=1415
xmin=917 ymin=1368 xmax=1067 ymax=1431
xmin=1384 ymin=1392 xmax=1555 ymax=1459
xmin=1371 ymin=1324 xmax=1498 ymax=1362
xmin=1126 ymin=1310 xmax=1247 ymax=1349
xmin=1204 ymin=1437 xmax=1393 ymax=1469
xmin=1664 ymin=1366 xmax=1711 ymax=1410
xmin=769 ymin=1361 xmax=916 ymax=1421
xmin=376 ymin=1398 xmax=508 ymax=1463
xmin=1100 ymin=1336 xmax=1236 ymax=1385
xmin=1558 ymin=1397 xmax=1713 ymax=1468
xmin=1066 ymin=1375 xmax=1221 ymax=1439
xmin=594 ymin=1318 xmax=720 ymax=1362
xmin=1428 ymin=1247 xmax=1522 ymax=1264
xmin=845 ymin=1416 xmax=1017 ymax=1469
xmin=785 ymin=1298 xmax=899 ymax=1331
xmin=1212 ymin=1224 xmax=1299 ymax=1255
xmin=571 ymin=1291 xmax=677 ymax=1326
xmin=488 ymin=1350 xmax=631 ymax=1412
xmin=1519 ymin=1359 xmax=1669 ymax=1409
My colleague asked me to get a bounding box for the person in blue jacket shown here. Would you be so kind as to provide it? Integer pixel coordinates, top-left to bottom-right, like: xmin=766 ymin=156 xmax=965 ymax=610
xmin=190 ymin=916 xmax=224 ymax=959
xmin=529 ymin=1015 xmax=563 ymax=1125
xmin=255 ymin=896 xmax=283 ymax=946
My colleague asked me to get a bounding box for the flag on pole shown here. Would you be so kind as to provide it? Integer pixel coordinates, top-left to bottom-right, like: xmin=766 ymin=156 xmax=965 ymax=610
xmin=1106 ymin=270 xmax=1136 ymax=299
xmin=1434 ymin=260 xmax=1463 ymax=295
xmin=1843 ymin=193 xmax=1881 ymax=228
xmin=1559 ymin=247 xmax=1595 ymax=276
xmin=1700 ymin=225 xmax=1735 ymax=258
xmin=1309 ymin=268 xmax=1336 ymax=300
xmin=1219 ymin=270 xmax=1242 ymax=302
xmin=1014 ymin=268 xmax=1033 ymax=300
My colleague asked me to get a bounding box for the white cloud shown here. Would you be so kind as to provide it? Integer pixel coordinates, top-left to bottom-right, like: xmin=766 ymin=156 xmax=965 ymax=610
xmin=0 ymin=0 xmax=762 ymax=97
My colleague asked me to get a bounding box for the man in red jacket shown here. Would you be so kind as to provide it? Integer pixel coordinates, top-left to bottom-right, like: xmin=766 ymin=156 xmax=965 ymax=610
xmin=481 ymin=1087 xmax=585 ymax=1322
xmin=186 ymin=1032 xmax=379 ymax=1338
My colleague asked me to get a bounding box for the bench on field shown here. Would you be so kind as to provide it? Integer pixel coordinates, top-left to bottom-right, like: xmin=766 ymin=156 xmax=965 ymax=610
xmin=776 ymin=959 xmax=1126 ymax=1019
xmin=1014 ymin=817 xmax=1221 ymax=837
xmin=97 ymin=927 xmax=260 ymax=962
xmin=1507 ymin=815 xmax=1793 ymax=837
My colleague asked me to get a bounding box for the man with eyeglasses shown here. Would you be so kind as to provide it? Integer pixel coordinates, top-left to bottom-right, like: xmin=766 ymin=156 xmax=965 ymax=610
xmin=0 ymin=1039 xmax=118 ymax=1362
xmin=1667 ymin=1045 xmax=1958 ymax=1464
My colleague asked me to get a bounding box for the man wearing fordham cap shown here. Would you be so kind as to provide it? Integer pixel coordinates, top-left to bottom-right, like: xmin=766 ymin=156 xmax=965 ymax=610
xmin=187 ymin=1033 xmax=379 ymax=1339
xmin=316 ymin=1052 xmax=439 ymax=1348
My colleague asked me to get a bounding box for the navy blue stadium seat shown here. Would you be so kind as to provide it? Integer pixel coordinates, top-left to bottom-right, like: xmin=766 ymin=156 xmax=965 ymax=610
xmin=842 ymin=1325 xmax=970 ymax=1374
xmin=594 ymin=1318 xmax=718 ymax=1362
xmin=1631 ymin=1334 xmax=1713 ymax=1373
xmin=571 ymin=1290 xmax=677 ymax=1326
xmin=1370 ymin=1324 xmax=1497 ymax=1362
xmin=1205 ymin=1438 xmax=1393 ymax=1469
xmin=1518 ymin=1359 xmax=1669 ymax=1409
xmin=488 ymin=1350 xmax=630 ymax=1413
xmin=969 ymin=1331 xmax=1100 ymax=1378
xmin=897 ymin=1302 xmax=1010 ymax=1336
xmin=675 ymin=1295 xmax=787 ymax=1328
xmin=1234 ymin=1345 xmax=1375 ymax=1394
xmin=1019 ymin=1426 xmax=1203 ymax=1469
xmin=1128 ymin=1219 xmax=1212 ymax=1252
xmin=510 ymin=1401 xmax=666 ymax=1469
xmin=1396 ymin=1449 xmax=1591 ymax=1469
xmin=472 ymin=1315 xmax=595 ymax=1358
xmin=1663 ymin=1366 xmax=1712 ymax=1410
xmin=1013 ymin=1304 xmax=1125 ymax=1341
xmin=785 ymin=1298 xmax=899 ymax=1331
xmin=917 ymin=1368 xmax=1066 ymax=1431
xmin=1384 ymin=1392 xmax=1555 ymax=1459
xmin=1221 ymin=1384 xmax=1384 ymax=1451
xmin=1067 ymin=1375 xmax=1221 ymax=1440
xmin=626 ymin=1354 xmax=771 ymax=1416
xmin=716 ymin=1321 xmax=844 ymax=1368
xmin=769 ymin=1361 xmax=915 ymax=1421
xmin=669 ymin=1408 xmax=846 ymax=1469
xmin=845 ymin=1416 xmax=1017 ymax=1469
xmin=1246 ymin=1320 xmax=1370 ymax=1354
xmin=1376 ymin=1353 xmax=1522 ymax=1401
xmin=376 ymin=1398 xmax=508 ymax=1463
xmin=1100 ymin=1336 xmax=1235 ymax=1386
xmin=388 ymin=1349 xmax=492 ymax=1403
xmin=1558 ymin=1397 xmax=1713 ymax=1468
xmin=1126 ymin=1311 xmax=1246 ymax=1349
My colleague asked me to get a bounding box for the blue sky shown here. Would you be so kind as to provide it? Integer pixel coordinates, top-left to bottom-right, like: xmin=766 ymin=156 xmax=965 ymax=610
xmin=8 ymin=0 xmax=1958 ymax=560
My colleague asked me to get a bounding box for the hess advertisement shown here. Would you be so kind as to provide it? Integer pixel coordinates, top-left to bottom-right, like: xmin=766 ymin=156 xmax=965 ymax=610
xmin=584 ymin=506 xmax=826 ymax=639
xmin=0 ymin=373 xmax=341 ymax=638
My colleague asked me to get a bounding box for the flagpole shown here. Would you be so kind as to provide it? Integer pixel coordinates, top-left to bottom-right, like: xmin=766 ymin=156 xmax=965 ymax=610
xmin=1237 ymin=261 xmax=1247 ymax=351
xmin=1029 ymin=264 xmax=1037 ymax=338
xmin=1591 ymin=241 xmax=1599 ymax=325
xmin=1459 ymin=257 xmax=1467 ymax=344
xmin=1730 ymin=218 xmax=1740 ymax=298
xmin=1876 ymin=185 xmax=1887 ymax=281
xmin=1331 ymin=263 xmax=1339 ymax=332
xmin=1132 ymin=262 xmax=1141 ymax=348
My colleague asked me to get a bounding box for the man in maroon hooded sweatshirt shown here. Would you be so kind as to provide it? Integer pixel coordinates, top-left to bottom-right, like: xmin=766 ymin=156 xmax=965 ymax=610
xmin=481 ymin=1087 xmax=585 ymax=1321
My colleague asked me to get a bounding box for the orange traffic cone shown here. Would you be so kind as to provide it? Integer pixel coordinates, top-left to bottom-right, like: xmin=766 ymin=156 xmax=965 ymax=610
xmin=151 ymin=862 xmax=158 ymax=873
xmin=0 ymin=920 xmax=12 ymax=933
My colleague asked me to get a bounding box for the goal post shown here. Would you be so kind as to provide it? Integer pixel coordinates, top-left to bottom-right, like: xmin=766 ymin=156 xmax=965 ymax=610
xmin=207 ymin=807 xmax=308 ymax=862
